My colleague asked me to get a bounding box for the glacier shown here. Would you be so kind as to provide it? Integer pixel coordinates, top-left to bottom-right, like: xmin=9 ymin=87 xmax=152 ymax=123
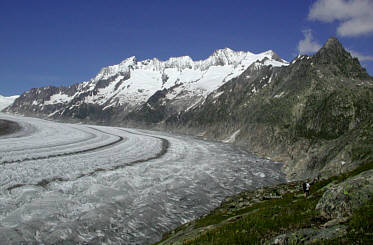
xmin=0 ymin=114 xmax=285 ymax=244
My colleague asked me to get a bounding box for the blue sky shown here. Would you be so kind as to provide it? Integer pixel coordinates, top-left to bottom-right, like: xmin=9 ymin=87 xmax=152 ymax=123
xmin=1 ymin=0 xmax=372 ymax=96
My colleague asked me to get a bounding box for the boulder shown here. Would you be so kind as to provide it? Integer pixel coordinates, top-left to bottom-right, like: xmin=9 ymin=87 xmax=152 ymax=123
xmin=316 ymin=170 xmax=373 ymax=219
xmin=267 ymin=225 xmax=347 ymax=245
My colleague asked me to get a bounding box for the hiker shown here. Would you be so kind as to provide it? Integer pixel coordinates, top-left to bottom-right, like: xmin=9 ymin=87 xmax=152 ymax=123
xmin=302 ymin=182 xmax=307 ymax=197
xmin=305 ymin=182 xmax=310 ymax=197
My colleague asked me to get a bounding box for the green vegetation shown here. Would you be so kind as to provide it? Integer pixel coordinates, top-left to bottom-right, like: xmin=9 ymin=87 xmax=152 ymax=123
xmin=156 ymin=162 xmax=373 ymax=244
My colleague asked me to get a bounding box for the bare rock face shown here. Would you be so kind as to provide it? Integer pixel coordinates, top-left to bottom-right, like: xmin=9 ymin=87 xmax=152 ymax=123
xmin=316 ymin=169 xmax=373 ymax=219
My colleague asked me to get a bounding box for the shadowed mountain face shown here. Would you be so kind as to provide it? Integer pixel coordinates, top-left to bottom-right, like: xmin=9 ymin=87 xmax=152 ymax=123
xmin=5 ymin=38 xmax=373 ymax=179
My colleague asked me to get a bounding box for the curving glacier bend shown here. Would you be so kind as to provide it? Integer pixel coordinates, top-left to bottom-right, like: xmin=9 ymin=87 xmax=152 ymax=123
xmin=0 ymin=114 xmax=285 ymax=244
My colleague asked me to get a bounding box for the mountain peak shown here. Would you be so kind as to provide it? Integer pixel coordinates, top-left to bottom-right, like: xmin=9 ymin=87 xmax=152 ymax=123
xmin=313 ymin=37 xmax=348 ymax=63
xmin=313 ymin=37 xmax=371 ymax=79
xmin=320 ymin=37 xmax=345 ymax=54
xmin=211 ymin=47 xmax=241 ymax=58
xmin=263 ymin=50 xmax=284 ymax=63
xmin=120 ymin=56 xmax=137 ymax=65
xmin=324 ymin=37 xmax=340 ymax=48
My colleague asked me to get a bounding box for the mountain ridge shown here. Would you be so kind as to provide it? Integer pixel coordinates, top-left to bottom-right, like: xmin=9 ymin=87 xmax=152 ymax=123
xmin=4 ymin=48 xmax=287 ymax=123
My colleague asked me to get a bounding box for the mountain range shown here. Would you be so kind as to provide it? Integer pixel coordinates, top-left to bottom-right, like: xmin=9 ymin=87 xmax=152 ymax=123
xmin=4 ymin=48 xmax=287 ymax=123
xmin=4 ymin=38 xmax=373 ymax=181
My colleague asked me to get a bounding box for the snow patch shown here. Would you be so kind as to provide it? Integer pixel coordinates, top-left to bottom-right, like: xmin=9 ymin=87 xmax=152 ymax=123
xmin=274 ymin=91 xmax=285 ymax=98
xmin=185 ymin=98 xmax=203 ymax=112
xmin=213 ymin=91 xmax=224 ymax=99
xmin=223 ymin=129 xmax=241 ymax=143
xmin=44 ymin=93 xmax=73 ymax=105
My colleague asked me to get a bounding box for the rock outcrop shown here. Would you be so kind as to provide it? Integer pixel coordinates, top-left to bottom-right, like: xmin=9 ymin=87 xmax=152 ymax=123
xmin=316 ymin=169 xmax=373 ymax=219
xmin=267 ymin=226 xmax=347 ymax=245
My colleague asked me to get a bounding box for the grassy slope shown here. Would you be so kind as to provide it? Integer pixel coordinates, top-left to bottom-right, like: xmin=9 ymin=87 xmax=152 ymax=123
xmin=156 ymin=161 xmax=373 ymax=244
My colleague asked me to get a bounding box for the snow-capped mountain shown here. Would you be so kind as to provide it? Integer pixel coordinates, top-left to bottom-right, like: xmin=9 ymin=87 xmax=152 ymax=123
xmin=6 ymin=48 xmax=288 ymax=123
xmin=0 ymin=95 xmax=19 ymax=111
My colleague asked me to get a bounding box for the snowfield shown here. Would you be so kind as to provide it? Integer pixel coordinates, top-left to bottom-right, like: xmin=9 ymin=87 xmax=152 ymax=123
xmin=0 ymin=95 xmax=19 ymax=111
xmin=0 ymin=114 xmax=285 ymax=244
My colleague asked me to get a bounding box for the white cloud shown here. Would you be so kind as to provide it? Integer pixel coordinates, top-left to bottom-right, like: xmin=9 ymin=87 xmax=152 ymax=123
xmin=297 ymin=29 xmax=322 ymax=54
xmin=308 ymin=0 xmax=373 ymax=37
xmin=348 ymin=49 xmax=373 ymax=61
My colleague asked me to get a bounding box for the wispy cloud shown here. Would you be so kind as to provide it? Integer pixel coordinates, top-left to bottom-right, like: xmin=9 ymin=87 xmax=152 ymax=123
xmin=308 ymin=0 xmax=373 ymax=37
xmin=348 ymin=49 xmax=373 ymax=61
xmin=297 ymin=29 xmax=321 ymax=54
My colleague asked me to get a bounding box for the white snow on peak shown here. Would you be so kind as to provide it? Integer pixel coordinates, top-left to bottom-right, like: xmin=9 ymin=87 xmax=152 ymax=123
xmin=44 ymin=92 xmax=73 ymax=105
xmin=39 ymin=48 xmax=289 ymax=109
xmin=95 ymin=56 xmax=137 ymax=81
xmin=92 ymin=48 xmax=287 ymax=82
xmin=0 ymin=95 xmax=19 ymax=111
